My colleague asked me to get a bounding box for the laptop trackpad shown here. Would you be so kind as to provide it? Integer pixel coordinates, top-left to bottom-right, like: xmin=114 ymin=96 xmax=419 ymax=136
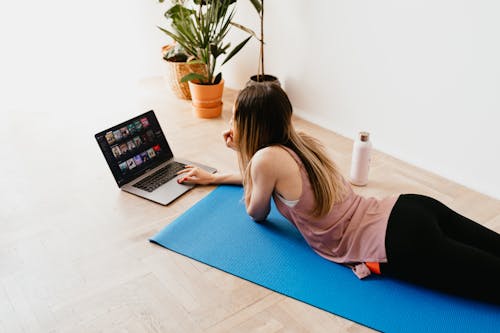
xmin=123 ymin=179 xmax=193 ymax=205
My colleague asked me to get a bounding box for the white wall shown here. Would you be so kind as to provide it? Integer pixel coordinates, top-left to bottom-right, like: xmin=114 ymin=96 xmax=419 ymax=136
xmin=0 ymin=1 xmax=163 ymax=114
xmin=2 ymin=1 xmax=499 ymax=200
xmin=224 ymin=0 xmax=500 ymax=200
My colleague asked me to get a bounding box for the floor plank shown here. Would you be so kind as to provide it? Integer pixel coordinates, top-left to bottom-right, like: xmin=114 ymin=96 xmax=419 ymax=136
xmin=1 ymin=76 xmax=498 ymax=332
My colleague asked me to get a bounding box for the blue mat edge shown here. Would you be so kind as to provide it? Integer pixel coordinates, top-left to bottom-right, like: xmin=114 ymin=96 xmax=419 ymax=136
xmin=149 ymin=239 xmax=382 ymax=331
xmin=149 ymin=185 xmax=500 ymax=333
xmin=149 ymin=186 xmax=382 ymax=331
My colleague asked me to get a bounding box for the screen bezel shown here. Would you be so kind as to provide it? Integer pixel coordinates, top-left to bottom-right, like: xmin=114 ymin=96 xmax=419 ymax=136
xmin=94 ymin=110 xmax=174 ymax=187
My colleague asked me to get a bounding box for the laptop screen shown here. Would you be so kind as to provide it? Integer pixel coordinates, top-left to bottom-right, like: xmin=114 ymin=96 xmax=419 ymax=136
xmin=95 ymin=110 xmax=174 ymax=187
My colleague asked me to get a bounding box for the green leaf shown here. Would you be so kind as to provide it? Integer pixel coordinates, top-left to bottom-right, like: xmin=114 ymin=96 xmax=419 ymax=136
xmin=214 ymin=72 xmax=222 ymax=84
xmin=249 ymin=0 xmax=262 ymax=13
xmin=180 ymin=72 xmax=208 ymax=83
xmin=220 ymin=43 xmax=230 ymax=54
xmin=158 ymin=26 xmax=183 ymax=44
xmin=158 ymin=26 xmax=196 ymax=58
xmin=165 ymin=5 xmax=195 ymax=21
xmin=230 ymin=22 xmax=258 ymax=39
xmin=186 ymin=59 xmax=205 ymax=65
xmin=222 ymin=36 xmax=251 ymax=65
xmin=210 ymin=44 xmax=220 ymax=58
xmin=163 ymin=0 xmax=242 ymax=82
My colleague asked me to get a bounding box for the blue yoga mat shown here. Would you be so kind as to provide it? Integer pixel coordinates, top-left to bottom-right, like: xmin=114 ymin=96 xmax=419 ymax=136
xmin=150 ymin=185 xmax=500 ymax=332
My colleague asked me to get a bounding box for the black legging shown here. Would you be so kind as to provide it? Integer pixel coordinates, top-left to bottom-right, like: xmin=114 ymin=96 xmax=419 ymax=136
xmin=381 ymin=194 xmax=500 ymax=305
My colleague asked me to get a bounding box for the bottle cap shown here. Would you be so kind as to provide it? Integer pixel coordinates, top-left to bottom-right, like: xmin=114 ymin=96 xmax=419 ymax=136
xmin=359 ymin=132 xmax=370 ymax=142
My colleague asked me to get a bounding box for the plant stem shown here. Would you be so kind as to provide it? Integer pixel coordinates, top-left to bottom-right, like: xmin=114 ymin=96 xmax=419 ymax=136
xmin=207 ymin=47 xmax=212 ymax=83
xmin=260 ymin=0 xmax=264 ymax=80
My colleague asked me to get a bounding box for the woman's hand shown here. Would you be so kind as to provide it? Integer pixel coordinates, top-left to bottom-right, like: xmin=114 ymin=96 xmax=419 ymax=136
xmin=176 ymin=165 xmax=216 ymax=185
xmin=222 ymin=129 xmax=238 ymax=151
xmin=177 ymin=166 xmax=243 ymax=186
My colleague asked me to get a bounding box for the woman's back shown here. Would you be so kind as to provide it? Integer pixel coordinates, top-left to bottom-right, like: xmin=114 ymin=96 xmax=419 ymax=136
xmin=272 ymin=145 xmax=399 ymax=278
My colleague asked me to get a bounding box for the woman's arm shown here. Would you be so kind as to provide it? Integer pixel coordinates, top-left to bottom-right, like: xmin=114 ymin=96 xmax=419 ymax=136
xmin=177 ymin=166 xmax=242 ymax=185
xmin=178 ymin=149 xmax=277 ymax=222
xmin=212 ymin=172 xmax=242 ymax=185
xmin=245 ymin=149 xmax=277 ymax=222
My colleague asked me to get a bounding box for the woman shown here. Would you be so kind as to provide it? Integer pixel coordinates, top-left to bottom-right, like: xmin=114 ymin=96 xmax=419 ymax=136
xmin=177 ymin=82 xmax=500 ymax=305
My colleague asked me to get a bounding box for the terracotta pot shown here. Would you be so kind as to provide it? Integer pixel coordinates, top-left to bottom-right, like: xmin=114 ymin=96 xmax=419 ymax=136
xmin=188 ymin=80 xmax=224 ymax=118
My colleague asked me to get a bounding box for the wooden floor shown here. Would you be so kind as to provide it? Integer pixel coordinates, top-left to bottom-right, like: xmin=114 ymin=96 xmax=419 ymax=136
xmin=1 ymin=77 xmax=499 ymax=333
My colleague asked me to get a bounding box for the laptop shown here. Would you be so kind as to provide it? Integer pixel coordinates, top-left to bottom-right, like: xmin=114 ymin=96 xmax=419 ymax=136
xmin=95 ymin=110 xmax=216 ymax=205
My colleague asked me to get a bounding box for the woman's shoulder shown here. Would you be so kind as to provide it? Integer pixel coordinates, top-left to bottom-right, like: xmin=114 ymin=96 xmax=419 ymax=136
xmin=253 ymin=145 xmax=296 ymax=163
xmin=252 ymin=145 xmax=300 ymax=175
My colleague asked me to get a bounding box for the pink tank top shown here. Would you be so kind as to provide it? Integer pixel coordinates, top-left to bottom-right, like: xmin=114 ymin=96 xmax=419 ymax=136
xmin=273 ymin=146 xmax=399 ymax=278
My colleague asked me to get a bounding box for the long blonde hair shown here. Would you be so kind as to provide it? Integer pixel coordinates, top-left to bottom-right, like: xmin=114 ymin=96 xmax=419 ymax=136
xmin=234 ymin=82 xmax=346 ymax=217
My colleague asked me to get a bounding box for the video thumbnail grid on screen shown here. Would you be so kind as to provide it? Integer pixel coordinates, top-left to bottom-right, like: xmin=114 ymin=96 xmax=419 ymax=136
xmin=103 ymin=117 xmax=162 ymax=175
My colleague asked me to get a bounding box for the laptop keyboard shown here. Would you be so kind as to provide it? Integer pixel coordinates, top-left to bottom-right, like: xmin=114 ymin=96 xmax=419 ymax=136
xmin=133 ymin=161 xmax=186 ymax=192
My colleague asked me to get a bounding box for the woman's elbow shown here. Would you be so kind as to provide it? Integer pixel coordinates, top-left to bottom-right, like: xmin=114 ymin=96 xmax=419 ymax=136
xmin=246 ymin=207 xmax=269 ymax=222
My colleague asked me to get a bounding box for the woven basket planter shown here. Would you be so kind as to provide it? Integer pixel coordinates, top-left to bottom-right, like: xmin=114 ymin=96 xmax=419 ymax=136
xmin=161 ymin=45 xmax=207 ymax=100
xmin=163 ymin=60 xmax=208 ymax=100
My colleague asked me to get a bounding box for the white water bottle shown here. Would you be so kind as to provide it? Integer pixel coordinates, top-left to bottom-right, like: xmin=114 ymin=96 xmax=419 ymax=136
xmin=349 ymin=131 xmax=372 ymax=186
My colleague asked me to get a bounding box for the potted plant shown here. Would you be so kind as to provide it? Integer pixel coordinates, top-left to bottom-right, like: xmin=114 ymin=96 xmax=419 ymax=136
xmin=158 ymin=0 xmax=208 ymax=100
xmin=159 ymin=0 xmax=251 ymax=118
xmin=232 ymin=0 xmax=280 ymax=85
